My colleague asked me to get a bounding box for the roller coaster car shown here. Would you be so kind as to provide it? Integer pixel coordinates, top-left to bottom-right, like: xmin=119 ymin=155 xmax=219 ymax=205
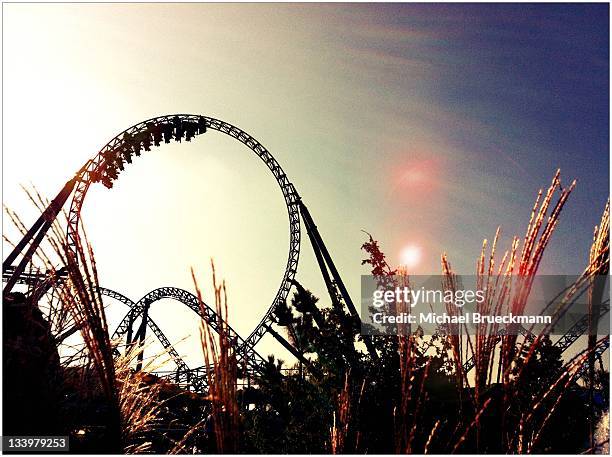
xmin=197 ymin=117 xmax=207 ymax=134
xmin=131 ymin=137 xmax=142 ymax=156
xmin=101 ymin=175 xmax=113 ymax=189
xmin=115 ymin=156 xmax=125 ymax=171
xmin=148 ymin=123 xmax=163 ymax=147
xmin=173 ymin=116 xmax=184 ymax=141
xmin=122 ymin=133 xmax=134 ymax=156
xmin=122 ymin=146 xmax=133 ymax=164
xmin=161 ymin=123 xmax=173 ymax=144
xmin=101 ymin=151 xmax=117 ymax=171
xmin=184 ymin=122 xmax=197 ymax=141
xmin=141 ymin=133 xmax=152 ymax=152
xmin=106 ymin=163 xmax=119 ymax=180
xmin=90 ymin=170 xmax=101 ymax=182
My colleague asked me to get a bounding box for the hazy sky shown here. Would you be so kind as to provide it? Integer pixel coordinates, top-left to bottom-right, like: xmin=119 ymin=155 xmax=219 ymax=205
xmin=3 ymin=4 xmax=609 ymax=364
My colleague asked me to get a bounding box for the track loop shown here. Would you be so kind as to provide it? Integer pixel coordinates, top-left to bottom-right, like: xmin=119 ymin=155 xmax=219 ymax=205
xmin=66 ymin=115 xmax=301 ymax=359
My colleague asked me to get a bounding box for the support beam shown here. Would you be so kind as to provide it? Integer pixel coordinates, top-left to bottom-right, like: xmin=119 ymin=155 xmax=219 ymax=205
xmin=3 ymin=179 xmax=76 ymax=295
xmin=263 ymin=323 xmax=322 ymax=378
xmin=126 ymin=310 xmax=135 ymax=347
xmin=134 ymin=302 xmax=150 ymax=371
xmin=300 ymin=207 xmax=343 ymax=312
xmin=298 ymin=200 xmax=379 ymax=360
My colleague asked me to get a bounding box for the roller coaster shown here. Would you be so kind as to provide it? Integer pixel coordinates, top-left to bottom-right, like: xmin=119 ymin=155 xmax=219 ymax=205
xmin=3 ymin=114 xmax=377 ymax=392
xmin=2 ymin=114 xmax=608 ymax=392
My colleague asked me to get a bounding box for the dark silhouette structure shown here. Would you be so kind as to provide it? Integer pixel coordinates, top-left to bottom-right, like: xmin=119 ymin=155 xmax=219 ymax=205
xmin=1 ymin=114 xmax=605 ymax=393
xmin=2 ymin=114 xmax=375 ymax=390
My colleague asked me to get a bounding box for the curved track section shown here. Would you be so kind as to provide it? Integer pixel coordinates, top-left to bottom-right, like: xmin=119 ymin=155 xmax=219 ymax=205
xmin=112 ymin=287 xmax=267 ymax=374
xmin=100 ymin=286 xmax=207 ymax=391
xmin=99 ymin=287 xmax=189 ymax=370
xmin=65 ymin=114 xmax=301 ymax=350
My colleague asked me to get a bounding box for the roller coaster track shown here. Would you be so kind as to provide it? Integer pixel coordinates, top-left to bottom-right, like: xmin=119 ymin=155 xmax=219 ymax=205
xmin=5 ymin=114 xmax=604 ymax=392
xmin=554 ymin=300 xmax=610 ymax=352
xmin=61 ymin=115 xmax=300 ymax=352
xmin=4 ymin=113 xmax=370 ymax=389
xmin=111 ymin=287 xmax=267 ymax=373
xmin=577 ymin=336 xmax=609 ymax=379
xmin=98 ymin=288 xmax=194 ymax=377
xmin=101 ymin=286 xmax=267 ymax=392
xmin=462 ymin=325 xmax=534 ymax=373
xmin=463 ymin=301 xmax=610 ymax=374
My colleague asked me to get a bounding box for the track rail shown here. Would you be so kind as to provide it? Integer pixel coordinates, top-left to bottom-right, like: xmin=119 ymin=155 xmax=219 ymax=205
xmin=112 ymin=287 xmax=267 ymax=373
xmin=64 ymin=114 xmax=300 ymax=353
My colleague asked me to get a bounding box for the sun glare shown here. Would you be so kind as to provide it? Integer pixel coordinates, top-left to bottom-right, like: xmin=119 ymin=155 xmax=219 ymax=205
xmin=400 ymin=244 xmax=422 ymax=269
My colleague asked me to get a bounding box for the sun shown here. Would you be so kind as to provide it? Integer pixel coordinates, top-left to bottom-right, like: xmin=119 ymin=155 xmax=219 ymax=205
xmin=400 ymin=245 xmax=422 ymax=269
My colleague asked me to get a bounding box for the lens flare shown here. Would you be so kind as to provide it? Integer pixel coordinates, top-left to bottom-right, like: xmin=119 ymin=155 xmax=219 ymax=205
xmin=400 ymin=245 xmax=422 ymax=269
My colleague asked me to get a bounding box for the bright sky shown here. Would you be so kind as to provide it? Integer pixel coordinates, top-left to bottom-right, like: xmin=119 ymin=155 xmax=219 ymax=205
xmin=3 ymin=4 xmax=609 ymax=366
